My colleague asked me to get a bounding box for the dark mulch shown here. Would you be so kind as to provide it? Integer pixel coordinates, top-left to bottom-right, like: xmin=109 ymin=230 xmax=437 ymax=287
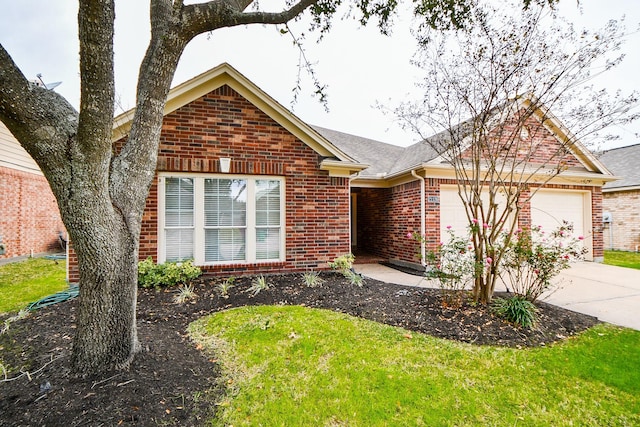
xmin=0 ymin=271 xmax=599 ymax=426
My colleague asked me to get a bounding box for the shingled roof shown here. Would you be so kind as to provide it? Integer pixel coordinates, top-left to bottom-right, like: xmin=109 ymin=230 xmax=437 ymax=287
xmin=311 ymin=126 xmax=405 ymax=178
xmin=600 ymin=143 xmax=640 ymax=190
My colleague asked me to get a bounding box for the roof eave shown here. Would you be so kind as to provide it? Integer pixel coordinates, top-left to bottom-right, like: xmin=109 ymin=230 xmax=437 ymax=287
xmin=371 ymin=162 xmax=618 ymax=186
xmin=603 ymin=184 xmax=640 ymax=193
xmin=319 ymin=159 xmax=369 ymax=177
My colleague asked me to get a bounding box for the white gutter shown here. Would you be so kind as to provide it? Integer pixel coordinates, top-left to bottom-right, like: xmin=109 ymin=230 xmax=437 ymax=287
xmin=348 ymin=172 xmax=360 ymax=250
xmin=411 ymin=169 xmax=426 ymax=266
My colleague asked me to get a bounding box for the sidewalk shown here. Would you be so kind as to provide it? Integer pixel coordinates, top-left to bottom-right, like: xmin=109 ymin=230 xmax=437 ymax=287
xmin=355 ymin=262 xmax=640 ymax=331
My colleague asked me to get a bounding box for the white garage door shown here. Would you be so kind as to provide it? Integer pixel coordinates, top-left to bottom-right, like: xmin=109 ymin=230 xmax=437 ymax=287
xmin=439 ymin=185 xmax=512 ymax=241
xmin=530 ymin=189 xmax=592 ymax=260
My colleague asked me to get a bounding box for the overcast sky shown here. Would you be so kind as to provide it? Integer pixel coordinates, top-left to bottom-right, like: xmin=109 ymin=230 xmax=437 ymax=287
xmin=1 ymin=1 xmax=638 ymax=149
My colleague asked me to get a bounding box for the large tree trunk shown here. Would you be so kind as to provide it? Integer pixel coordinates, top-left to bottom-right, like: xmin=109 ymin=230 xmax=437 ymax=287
xmin=70 ymin=213 xmax=141 ymax=373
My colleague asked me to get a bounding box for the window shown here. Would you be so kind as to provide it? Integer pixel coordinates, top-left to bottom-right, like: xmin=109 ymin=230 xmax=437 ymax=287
xmin=164 ymin=177 xmax=194 ymax=261
xmin=160 ymin=175 xmax=284 ymax=264
xmin=204 ymin=178 xmax=247 ymax=262
xmin=255 ymin=180 xmax=281 ymax=260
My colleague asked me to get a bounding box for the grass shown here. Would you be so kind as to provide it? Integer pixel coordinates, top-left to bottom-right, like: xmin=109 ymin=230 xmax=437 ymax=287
xmin=604 ymin=250 xmax=640 ymax=270
xmin=0 ymin=257 xmax=67 ymax=314
xmin=190 ymin=305 xmax=640 ymax=427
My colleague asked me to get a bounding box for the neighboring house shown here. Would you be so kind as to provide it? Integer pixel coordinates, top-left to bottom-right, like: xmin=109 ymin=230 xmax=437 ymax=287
xmin=0 ymin=121 xmax=65 ymax=260
xmin=64 ymin=63 xmax=614 ymax=280
xmin=599 ymin=143 xmax=640 ymax=251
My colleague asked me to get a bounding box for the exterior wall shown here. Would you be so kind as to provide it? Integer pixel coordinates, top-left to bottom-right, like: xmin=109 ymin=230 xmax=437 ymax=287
xmin=0 ymin=166 xmax=65 ymax=259
xmin=69 ymin=84 xmax=351 ymax=281
xmin=461 ymin=113 xmax=583 ymax=168
xmin=602 ymin=189 xmax=640 ymax=251
xmin=356 ymin=182 xmax=423 ymax=263
xmin=0 ymin=122 xmax=42 ymax=174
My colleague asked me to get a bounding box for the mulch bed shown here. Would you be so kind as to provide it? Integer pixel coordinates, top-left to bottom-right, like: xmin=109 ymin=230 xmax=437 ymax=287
xmin=0 ymin=271 xmax=599 ymax=426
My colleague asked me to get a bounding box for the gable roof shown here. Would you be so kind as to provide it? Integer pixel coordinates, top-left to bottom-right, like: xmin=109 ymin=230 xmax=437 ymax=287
xmin=112 ymin=63 xmax=368 ymax=177
xmin=599 ymin=143 xmax=640 ymax=191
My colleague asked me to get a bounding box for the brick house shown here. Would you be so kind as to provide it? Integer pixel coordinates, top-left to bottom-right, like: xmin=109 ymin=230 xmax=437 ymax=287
xmin=65 ymin=63 xmax=614 ymax=280
xmin=599 ymin=144 xmax=640 ymax=251
xmin=0 ymin=121 xmax=65 ymax=260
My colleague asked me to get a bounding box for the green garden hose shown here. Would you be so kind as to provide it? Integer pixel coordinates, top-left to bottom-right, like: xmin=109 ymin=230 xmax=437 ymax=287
xmin=27 ymin=284 xmax=79 ymax=311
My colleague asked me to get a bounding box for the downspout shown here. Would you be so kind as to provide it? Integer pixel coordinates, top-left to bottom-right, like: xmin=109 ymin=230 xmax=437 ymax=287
xmin=348 ymin=172 xmax=360 ymax=250
xmin=411 ymin=169 xmax=426 ymax=267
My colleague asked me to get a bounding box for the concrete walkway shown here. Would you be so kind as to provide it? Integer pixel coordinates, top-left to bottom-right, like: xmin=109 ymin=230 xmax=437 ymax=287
xmin=355 ymin=262 xmax=640 ymax=331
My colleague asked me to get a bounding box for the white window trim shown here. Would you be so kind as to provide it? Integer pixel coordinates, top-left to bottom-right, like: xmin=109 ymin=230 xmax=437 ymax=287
xmin=158 ymin=172 xmax=286 ymax=265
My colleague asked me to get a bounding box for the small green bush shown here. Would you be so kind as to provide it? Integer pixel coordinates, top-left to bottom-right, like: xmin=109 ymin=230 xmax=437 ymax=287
xmin=328 ymin=253 xmax=355 ymax=273
xmin=491 ymin=296 xmax=538 ymax=328
xmin=137 ymin=257 xmax=201 ymax=289
xmin=173 ymin=284 xmax=197 ymax=304
xmin=328 ymin=254 xmax=363 ymax=286
xmin=344 ymin=269 xmax=364 ymax=287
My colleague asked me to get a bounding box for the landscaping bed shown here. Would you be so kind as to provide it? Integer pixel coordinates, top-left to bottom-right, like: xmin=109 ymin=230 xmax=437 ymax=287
xmin=0 ymin=271 xmax=599 ymax=426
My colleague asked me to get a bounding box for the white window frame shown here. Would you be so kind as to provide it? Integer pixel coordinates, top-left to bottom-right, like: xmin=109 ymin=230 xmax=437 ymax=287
xmin=158 ymin=173 xmax=286 ymax=265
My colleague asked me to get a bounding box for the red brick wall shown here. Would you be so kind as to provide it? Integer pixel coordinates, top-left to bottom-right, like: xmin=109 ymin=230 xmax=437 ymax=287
xmin=356 ymin=181 xmax=423 ymax=263
xmin=355 ymin=187 xmax=390 ymax=256
xmin=591 ymin=186 xmax=604 ymax=260
xmin=461 ymin=114 xmax=582 ymax=168
xmin=69 ymin=84 xmax=351 ymax=281
xmin=0 ymin=166 xmax=65 ymax=259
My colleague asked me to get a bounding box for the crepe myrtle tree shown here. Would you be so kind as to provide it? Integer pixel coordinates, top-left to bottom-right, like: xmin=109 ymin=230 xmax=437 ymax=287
xmin=396 ymin=1 xmax=638 ymax=304
xmin=0 ymin=0 xmax=560 ymax=375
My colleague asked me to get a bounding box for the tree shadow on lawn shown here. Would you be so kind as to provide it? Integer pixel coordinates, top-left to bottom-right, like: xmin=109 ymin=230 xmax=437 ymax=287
xmin=0 ymin=272 xmax=598 ymax=426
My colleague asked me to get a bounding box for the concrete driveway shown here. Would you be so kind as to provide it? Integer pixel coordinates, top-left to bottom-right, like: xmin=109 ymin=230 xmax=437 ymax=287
xmin=355 ymin=262 xmax=640 ymax=331
xmin=545 ymin=262 xmax=640 ymax=330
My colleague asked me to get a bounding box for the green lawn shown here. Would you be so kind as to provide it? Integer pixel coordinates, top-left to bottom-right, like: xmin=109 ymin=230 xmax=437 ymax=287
xmin=604 ymin=250 xmax=640 ymax=270
xmin=0 ymin=257 xmax=67 ymax=314
xmin=191 ymin=305 xmax=640 ymax=427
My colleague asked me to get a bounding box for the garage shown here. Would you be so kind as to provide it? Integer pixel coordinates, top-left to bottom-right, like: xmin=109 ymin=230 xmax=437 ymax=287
xmin=439 ymin=185 xmax=592 ymax=261
xmin=530 ymin=189 xmax=592 ymax=260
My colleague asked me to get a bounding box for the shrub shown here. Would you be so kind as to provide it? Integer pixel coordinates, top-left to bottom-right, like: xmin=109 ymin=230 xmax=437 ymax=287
xmin=500 ymin=222 xmax=586 ymax=302
xmin=329 ymin=254 xmax=364 ymax=287
xmin=328 ymin=253 xmax=355 ymax=273
xmin=344 ymin=269 xmax=364 ymax=287
xmin=173 ymin=284 xmax=197 ymax=304
xmin=412 ymin=229 xmax=475 ymax=307
xmin=217 ymin=277 xmax=235 ymax=299
xmin=248 ymin=275 xmax=269 ymax=297
xmin=491 ymin=296 xmax=538 ymax=328
xmin=302 ymin=271 xmax=325 ymax=288
xmin=137 ymin=257 xmax=201 ymax=289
